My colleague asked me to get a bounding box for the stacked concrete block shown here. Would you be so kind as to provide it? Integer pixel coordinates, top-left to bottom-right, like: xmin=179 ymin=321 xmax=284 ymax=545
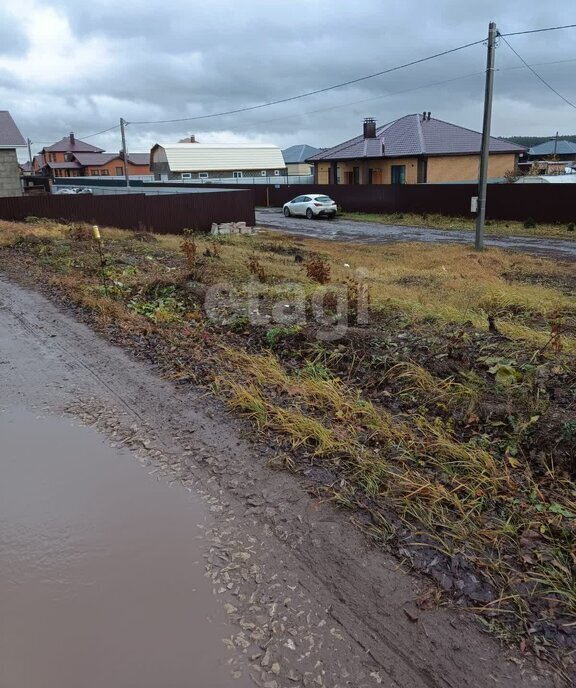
xmin=211 ymin=221 xmax=255 ymax=235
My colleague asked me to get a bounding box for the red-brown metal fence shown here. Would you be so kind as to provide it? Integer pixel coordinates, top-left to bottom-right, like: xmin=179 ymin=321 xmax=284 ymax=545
xmin=0 ymin=190 xmax=256 ymax=234
xmin=174 ymin=182 xmax=575 ymax=223
xmin=263 ymin=183 xmax=576 ymax=222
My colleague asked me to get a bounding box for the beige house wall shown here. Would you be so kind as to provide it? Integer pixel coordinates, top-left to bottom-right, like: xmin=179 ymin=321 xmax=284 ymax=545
xmin=286 ymin=162 xmax=313 ymax=176
xmin=317 ymin=153 xmax=517 ymax=184
xmin=316 ymin=158 xmax=418 ymax=184
xmin=427 ymin=153 xmax=517 ymax=183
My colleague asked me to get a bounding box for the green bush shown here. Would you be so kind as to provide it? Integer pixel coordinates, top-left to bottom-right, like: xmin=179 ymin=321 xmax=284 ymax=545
xmin=523 ymin=217 xmax=537 ymax=229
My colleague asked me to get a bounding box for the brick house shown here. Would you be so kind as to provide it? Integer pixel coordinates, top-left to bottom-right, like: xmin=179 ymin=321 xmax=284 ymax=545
xmin=34 ymin=133 xmax=104 ymax=177
xmin=73 ymin=152 xmax=151 ymax=177
xmin=308 ymin=114 xmax=525 ymax=185
xmin=0 ymin=110 xmax=26 ymax=197
xmin=150 ymin=143 xmax=286 ymax=181
xmin=34 ymin=133 xmax=151 ymax=177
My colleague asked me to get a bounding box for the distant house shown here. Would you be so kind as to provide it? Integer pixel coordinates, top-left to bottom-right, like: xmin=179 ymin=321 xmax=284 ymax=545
xmin=517 ymin=139 xmax=576 ymax=176
xmin=282 ymin=144 xmax=321 ymax=176
xmin=0 ymin=110 xmax=26 ymax=197
xmin=19 ymin=160 xmax=33 ymax=176
xmin=308 ymin=114 xmax=525 ymax=185
xmin=527 ymin=140 xmax=576 ymax=161
xmin=33 ymin=133 xmax=151 ymax=178
xmin=73 ymin=152 xmax=151 ymax=177
xmin=150 ymin=143 xmax=287 ymax=181
xmin=34 ymin=133 xmax=104 ymax=177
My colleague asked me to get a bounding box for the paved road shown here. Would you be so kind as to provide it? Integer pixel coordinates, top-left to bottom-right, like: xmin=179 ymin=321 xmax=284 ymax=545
xmin=256 ymin=208 xmax=576 ymax=261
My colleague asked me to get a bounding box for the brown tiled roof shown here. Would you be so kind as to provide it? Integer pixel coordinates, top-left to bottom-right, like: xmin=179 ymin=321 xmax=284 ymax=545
xmin=46 ymin=161 xmax=82 ymax=169
xmin=308 ymin=114 xmax=526 ymax=161
xmin=44 ymin=135 xmax=104 ymax=153
xmin=127 ymin=153 xmax=150 ymax=166
xmin=0 ymin=110 xmax=26 ymax=147
xmin=73 ymin=153 xmax=119 ymax=166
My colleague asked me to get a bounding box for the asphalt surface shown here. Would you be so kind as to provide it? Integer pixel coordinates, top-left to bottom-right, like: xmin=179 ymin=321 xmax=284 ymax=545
xmin=256 ymin=208 xmax=576 ymax=261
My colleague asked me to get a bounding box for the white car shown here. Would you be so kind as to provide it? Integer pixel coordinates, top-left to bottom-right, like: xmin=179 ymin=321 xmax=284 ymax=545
xmin=283 ymin=194 xmax=337 ymax=219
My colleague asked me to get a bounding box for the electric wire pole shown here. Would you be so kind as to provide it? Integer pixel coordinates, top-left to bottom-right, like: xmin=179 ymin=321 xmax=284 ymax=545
xmin=27 ymin=138 xmax=33 ymax=169
xmin=120 ymin=117 xmax=130 ymax=188
xmin=475 ymin=21 xmax=497 ymax=250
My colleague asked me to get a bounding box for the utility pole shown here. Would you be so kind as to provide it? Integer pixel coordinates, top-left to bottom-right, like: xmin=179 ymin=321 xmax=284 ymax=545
xmin=120 ymin=117 xmax=130 ymax=188
xmin=475 ymin=21 xmax=497 ymax=251
xmin=27 ymin=138 xmax=33 ymax=169
xmin=553 ymin=131 xmax=559 ymax=157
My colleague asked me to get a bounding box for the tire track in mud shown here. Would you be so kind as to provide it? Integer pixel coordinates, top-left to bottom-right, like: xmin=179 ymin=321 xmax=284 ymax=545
xmin=0 ymin=273 xmax=563 ymax=688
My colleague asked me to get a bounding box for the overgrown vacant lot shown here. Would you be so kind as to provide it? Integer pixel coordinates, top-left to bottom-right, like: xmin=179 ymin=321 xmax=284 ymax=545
xmin=1 ymin=218 xmax=575 ymax=671
xmin=341 ymin=211 xmax=576 ymax=239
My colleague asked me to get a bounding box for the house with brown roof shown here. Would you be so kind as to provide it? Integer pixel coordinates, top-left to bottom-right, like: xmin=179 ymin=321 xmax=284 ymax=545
xmin=308 ymin=114 xmax=525 ymax=185
xmin=74 ymin=152 xmax=151 ymax=177
xmin=33 ymin=133 xmax=151 ymax=177
xmin=0 ymin=110 xmax=26 ymax=197
xmin=33 ymin=133 xmax=104 ymax=177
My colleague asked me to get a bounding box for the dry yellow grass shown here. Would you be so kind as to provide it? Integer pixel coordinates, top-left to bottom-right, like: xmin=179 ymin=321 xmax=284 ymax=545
xmin=2 ymin=218 xmax=575 ymax=652
xmin=3 ymin=219 xmax=574 ymax=353
xmin=340 ymin=211 xmax=576 ymax=240
xmin=207 ymin=231 xmax=576 ymax=353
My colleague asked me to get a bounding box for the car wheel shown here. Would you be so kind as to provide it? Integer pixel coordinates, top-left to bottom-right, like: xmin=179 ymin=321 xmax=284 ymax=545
xmin=306 ymin=208 xmax=314 ymax=220
xmin=283 ymin=207 xmax=291 ymax=217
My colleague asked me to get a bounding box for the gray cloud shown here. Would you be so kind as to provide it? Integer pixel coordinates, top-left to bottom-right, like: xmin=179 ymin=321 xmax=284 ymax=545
xmin=3 ymin=0 xmax=575 ymax=159
xmin=0 ymin=9 xmax=29 ymax=55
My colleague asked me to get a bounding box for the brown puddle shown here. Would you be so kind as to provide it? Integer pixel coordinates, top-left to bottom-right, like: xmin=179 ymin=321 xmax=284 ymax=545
xmin=0 ymin=409 xmax=254 ymax=688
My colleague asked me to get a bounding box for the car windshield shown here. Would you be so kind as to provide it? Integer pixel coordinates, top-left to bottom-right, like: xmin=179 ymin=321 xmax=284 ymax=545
xmin=315 ymin=196 xmax=333 ymax=203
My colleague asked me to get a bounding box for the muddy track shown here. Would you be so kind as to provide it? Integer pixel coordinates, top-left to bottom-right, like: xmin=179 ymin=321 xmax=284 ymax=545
xmin=256 ymin=208 xmax=576 ymax=261
xmin=0 ymin=272 xmax=563 ymax=688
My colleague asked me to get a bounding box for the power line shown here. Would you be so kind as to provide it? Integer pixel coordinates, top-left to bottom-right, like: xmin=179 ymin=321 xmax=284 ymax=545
xmin=77 ymin=124 xmax=121 ymax=139
xmin=253 ymin=71 xmax=486 ymax=126
xmin=499 ymin=35 xmax=576 ymax=110
xmin=31 ymin=124 xmax=120 ymax=147
xmin=128 ymin=38 xmax=486 ymax=125
xmin=251 ymin=57 xmax=576 ymax=127
xmin=500 ymin=24 xmax=576 ymax=37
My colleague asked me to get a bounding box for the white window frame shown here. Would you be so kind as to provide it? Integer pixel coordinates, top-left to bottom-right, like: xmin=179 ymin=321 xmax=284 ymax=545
xmin=181 ymin=172 xmax=192 ymax=179
xmin=198 ymin=172 xmax=209 ymax=179
xmin=260 ymin=170 xmax=267 ymax=176
xmin=232 ymin=171 xmax=243 ymax=179
xmin=274 ymin=170 xmax=280 ymax=176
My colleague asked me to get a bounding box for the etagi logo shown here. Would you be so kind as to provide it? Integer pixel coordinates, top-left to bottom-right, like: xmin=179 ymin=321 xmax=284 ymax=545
xmin=204 ymin=269 xmax=369 ymax=342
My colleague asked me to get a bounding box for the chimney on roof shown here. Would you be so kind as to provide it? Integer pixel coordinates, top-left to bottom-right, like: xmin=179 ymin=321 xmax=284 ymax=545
xmin=69 ymin=132 xmax=75 ymax=145
xmin=427 ymin=112 xmax=431 ymax=121
xmin=422 ymin=111 xmax=426 ymax=120
xmin=363 ymin=118 xmax=377 ymax=139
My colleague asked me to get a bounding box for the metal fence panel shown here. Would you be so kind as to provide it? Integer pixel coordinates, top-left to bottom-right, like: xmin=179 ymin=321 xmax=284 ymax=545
xmin=0 ymin=190 xmax=256 ymax=233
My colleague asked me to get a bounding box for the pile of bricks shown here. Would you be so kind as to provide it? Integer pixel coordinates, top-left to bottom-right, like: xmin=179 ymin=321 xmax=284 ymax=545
xmin=210 ymin=221 xmax=255 ymax=235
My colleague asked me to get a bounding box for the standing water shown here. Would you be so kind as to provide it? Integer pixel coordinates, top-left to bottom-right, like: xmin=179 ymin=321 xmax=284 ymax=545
xmin=0 ymin=409 xmax=254 ymax=687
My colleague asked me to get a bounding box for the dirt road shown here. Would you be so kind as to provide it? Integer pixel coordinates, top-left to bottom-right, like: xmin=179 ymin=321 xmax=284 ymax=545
xmin=256 ymin=208 xmax=576 ymax=261
xmin=0 ymin=273 xmax=561 ymax=688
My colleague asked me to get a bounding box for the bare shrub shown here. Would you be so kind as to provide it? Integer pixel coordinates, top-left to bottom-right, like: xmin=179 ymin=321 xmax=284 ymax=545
xmin=305 ymin=255 xmax=330 ymax=284
xmin=246 ymin=254 xmax=267 ymax=282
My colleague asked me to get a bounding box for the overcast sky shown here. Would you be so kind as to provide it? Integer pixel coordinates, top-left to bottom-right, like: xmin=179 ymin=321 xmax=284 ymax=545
xmin=1 ymin=0 xmax=575 ymax=160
